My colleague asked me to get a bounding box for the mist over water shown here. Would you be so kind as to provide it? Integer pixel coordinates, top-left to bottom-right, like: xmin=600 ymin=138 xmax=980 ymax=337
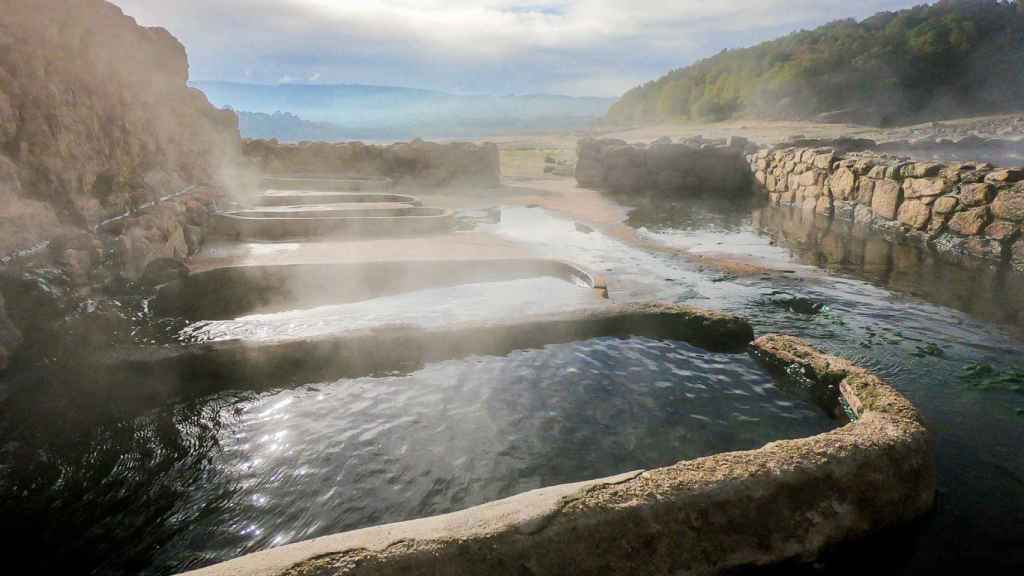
xmin=148 ymin=337 xmax=833 ymax=574
xmin=180 ymin=276 xmax=600 ymax=343
xmin=4 ymin=201 xmax=1024 ymax=574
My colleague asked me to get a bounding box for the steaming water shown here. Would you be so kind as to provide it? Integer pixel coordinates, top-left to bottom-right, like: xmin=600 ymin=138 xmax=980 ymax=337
xmin=180 ymin=276 xmax=600 ymax=343
xmin=5 ymin=200 xmax=1024 ymax=574
xmin=147 ymin=337 xmax=833 ymax=574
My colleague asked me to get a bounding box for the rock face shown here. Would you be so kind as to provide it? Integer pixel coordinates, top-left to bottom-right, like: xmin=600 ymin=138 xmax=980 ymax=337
xmin=749 ymin=146 xmax=1024 ymax=271
xmin=243 ymin=139 xmax=501 ymax=188
xmin=575 ymin=137 xmax=756 ymax=197
xmin=0 ymin=292 xmax=22 ymax=370
xmin=0 ymin=0 xmax=241 ymax=368
xmin=0 ymin=0 xmax=240 ymax=256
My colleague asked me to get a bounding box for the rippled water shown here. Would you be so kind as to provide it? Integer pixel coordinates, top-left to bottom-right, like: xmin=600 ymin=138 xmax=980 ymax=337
xmin=4 ymin=199 xmax=1024 ymax=575
xmin=615 ymin=197 xmax=1024 ymax=573
xmin=147 ymin=337 xmax=832 ymax=574
xmin=181 ymin=276 xmax=600 ymax=343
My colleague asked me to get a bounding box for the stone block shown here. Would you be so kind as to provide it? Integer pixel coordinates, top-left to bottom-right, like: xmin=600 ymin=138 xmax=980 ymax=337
xmin=897 ymin=200 xmax=931 ymax=230
xmin=871 ymin=179 xmax=902 ymax=220
xmin=960 ymin=183 xmax=994 ymax=207
xmin=948 ymin=206 xmax=991 ymax=236
xmin=933 ymin=196 xmax=959 ymax=216
xmin=831 ymin=167 xmax=857 ymax=200
xmin=985 ymin=169 xmax=1024 ymax=184
xmin=907 ymin=163 xmax=942 ymax=178
xmin=855 ymin=178 xmax=875 ymax=205
xmin=903 ymin=177 xmax=950 ymax=200
xmin=991 ymin=184 xmax=1024 ymax=222
xmin=799 ymin=170 xmax=819 ymax=187
xmin=985 ymin=221 xmax=1020 ymax=243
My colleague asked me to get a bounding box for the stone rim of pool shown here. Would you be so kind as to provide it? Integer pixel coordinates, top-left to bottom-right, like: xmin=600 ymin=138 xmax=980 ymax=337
xmin=153 ymin=258 xmax=609 ymax=321
xmin=169 ymin=323 xmax=933 ymax=575
xmin=212 ymin=207 xmax=458 ymax=241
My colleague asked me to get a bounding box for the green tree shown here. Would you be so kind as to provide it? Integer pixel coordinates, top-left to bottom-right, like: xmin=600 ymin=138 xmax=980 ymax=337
xmin=606 ymin=0 xmax=1024 ymax=125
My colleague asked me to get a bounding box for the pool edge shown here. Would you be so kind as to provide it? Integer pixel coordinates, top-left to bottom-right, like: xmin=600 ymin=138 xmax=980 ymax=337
xmin=176 ymin=333 xmax=934 ymax=576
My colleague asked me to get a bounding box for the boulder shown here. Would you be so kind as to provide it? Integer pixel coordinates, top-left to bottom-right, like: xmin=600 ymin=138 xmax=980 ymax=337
xmin=960 ymin=183 xmax=994 ymax=207
xmin=855 ymin=178 xmax=875 ymax=205
xmin=903 ymin=178 xmax=950 ymax=200
xmin=991 ymin=184 xmax=1024 ymax=222
xmin=813 ymin=152 xmax=836 ymax=171
xmin=906 ymin=163 xmax=942 ymax=178
xmin=603 ymin=145 xmax=648 ymax=193
xmin=985 ymin=169 xmax=1024 ymax=184
xmin=948 ymin=206 xmax=992 ymax=236
xmin=872 ymin=179 xmax=902 ymax=220
xmin=830 ymin=168 xmax=857 ymax=200
xmin=794 ymin=169 xmax=819 ymax=187
xmin=933 ymin=196 xmax=959 ymax=216
xmin=985 ymin=221 xmax=1020 ymax=243
xmin=897 ymin=200 xmax=931 ymax=230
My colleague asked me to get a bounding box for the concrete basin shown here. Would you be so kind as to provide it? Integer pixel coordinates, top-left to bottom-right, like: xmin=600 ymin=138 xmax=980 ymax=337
xmin=153 ymin=259 xmax=608 ymax=321
xmin=171 ymin=331 xmax=933 ymax=576
xmin=259 ymin=190 xmax=421 ymax=207
xmin=212 ymin=206 xmax=456 ymax=240
xmin=261 ymin=176 xmax=393 ymax=192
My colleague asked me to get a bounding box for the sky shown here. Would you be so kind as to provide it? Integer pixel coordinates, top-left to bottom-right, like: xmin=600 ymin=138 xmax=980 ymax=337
xmin=111 ymin=0 xmax=924 ymax=98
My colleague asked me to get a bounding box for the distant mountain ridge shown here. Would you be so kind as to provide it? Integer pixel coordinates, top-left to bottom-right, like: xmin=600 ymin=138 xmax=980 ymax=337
xmin=192 ymin=81 xmax=614 ymax=140
xmin=609 ymin=0 xmax=1024 ymax=126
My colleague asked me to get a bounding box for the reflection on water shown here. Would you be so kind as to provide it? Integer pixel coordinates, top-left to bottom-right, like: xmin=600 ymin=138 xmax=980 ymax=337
xmin=621 ymin=196 xmax=1024 ymax=573
xmin=752 ymin=206 xmax=1024 ymax=330
xmin=629 ymin=197 xmax=1024 ymax=333
xmin=181 ymin=276 xmax=600 ymax=343
xmin=0 ymin=338 xmax=833 ymax=575
xmin=5 ymin=201 xmax=1024 ymax=575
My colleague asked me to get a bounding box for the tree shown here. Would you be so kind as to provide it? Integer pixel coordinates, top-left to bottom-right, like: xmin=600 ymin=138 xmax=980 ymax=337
xmin=607 ymin=0 xmax=1024 ymax=125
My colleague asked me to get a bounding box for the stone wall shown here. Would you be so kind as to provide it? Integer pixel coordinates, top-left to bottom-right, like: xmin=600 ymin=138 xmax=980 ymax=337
xmin=242 ymin=139 xmax=501 ymax=188
xmin=576 ymin=137 xmax=756 ymax=196
xmin=749 ymin=147 xmax=1024 ymax=271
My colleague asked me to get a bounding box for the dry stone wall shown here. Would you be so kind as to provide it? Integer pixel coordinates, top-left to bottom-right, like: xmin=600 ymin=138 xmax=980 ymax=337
xmin=242 ymin=139 xmax=501 ymax=188
xmin=749 ymin=147 xmax=1024 ymax=271
xmin=576 ymin=137 xmax=755 ymax=196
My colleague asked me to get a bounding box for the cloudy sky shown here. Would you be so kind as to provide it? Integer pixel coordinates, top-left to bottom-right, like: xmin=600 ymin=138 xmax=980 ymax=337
xmin=112 ymin=0 xmax=922 ymax=98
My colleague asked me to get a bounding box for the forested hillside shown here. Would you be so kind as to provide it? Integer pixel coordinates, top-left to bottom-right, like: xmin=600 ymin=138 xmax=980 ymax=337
xmin=608 ymin=0 xmax=1024 ymax=126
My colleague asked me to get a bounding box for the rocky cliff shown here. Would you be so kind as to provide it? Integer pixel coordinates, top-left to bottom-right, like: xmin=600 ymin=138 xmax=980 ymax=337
xmin=0 ymin=0 xmax=241 ymax=370
xmin=0 ymin=0 xmax=240 ymax=255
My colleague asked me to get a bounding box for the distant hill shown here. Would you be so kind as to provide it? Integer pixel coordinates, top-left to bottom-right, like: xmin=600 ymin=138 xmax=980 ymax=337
xmin=193 ymin=81 xmax=614 ymax=140
xmin=608 ymin=0 xmax=1024 ymax=126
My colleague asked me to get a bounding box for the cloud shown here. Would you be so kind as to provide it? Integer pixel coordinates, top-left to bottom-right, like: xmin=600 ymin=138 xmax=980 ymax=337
xmin=111 ymin=0 xmax=921 ymax=97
